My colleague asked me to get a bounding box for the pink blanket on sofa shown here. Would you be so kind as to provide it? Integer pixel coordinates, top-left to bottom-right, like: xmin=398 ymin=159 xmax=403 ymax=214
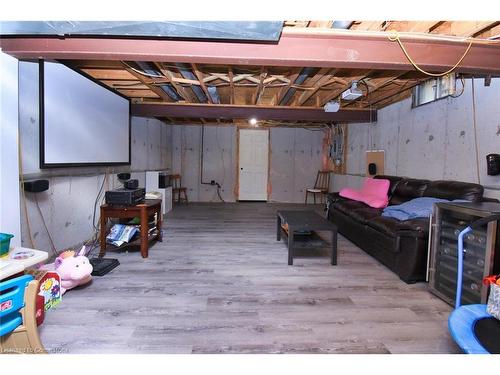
xmin=339 ymin=178 xmax=390 ymax=208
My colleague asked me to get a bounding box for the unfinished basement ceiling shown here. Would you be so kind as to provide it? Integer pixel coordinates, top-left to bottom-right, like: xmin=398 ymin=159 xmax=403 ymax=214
xmin=2 ymin=20 xmax=499 ymax=127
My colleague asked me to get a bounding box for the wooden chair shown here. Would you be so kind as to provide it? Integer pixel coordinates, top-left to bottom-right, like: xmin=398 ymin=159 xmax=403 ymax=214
xmin=0 ymin=275 xmax=46 ymax=354
xmin=305 ymin=170 xmax=331 ymax=204
xmin=171 ymin=174 xmax=188 ymax=204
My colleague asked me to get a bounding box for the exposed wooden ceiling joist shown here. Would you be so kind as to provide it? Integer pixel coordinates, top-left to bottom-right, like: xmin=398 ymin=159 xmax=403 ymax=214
xmin=228 ymin=66 xmax=235 ymax=105
xmin=153 ymin=62 xmax=197 ymax=102
xmin=131 ymin=103 xmax=377 ymax=123
xmin=121 ymin=62 xmax=173 ymax=102
xmin=191 ymin=63 xmax=213 ymax=104
xmin=293 ymin=68 xmax=338 ymax=106
xmin=253 ymin=66 xmax=268 ymax=105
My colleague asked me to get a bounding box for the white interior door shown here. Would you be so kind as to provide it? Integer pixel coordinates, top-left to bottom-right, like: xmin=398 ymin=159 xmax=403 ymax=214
xmin=238 ymin=129 xmax=269 ymax=201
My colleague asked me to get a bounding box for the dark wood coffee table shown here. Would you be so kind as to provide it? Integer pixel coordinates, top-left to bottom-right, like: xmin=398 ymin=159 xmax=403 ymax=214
xmin=277 ymin=210 xmax=338 ymax=266
xmin=99 ymin=199 xmax=163 ymax=258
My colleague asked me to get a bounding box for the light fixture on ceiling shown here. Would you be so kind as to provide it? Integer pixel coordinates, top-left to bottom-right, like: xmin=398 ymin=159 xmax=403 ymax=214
xmin=249 ymin=118 xmax=258 ymax=126
xmin=324 ymin=100 xmax=340 ymax=113
xmin=341 ymin=81 xmax=363 ymax=101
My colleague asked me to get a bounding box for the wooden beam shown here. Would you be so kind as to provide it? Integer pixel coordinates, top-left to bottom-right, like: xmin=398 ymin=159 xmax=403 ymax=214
xmin=459 ymin=21 xmax=499 ymax=37
xmin=118 ymin=90 xmax=160 ymax=98
xmin=4 ymin=29 xmax=500 ymax=74
xmin=343 ymin=71 xmax=409 ymax=107
xmin=274 ymin=68 xmax=302 ymax=105
xmin=191 ymin=63 xmax=213 ymax=104
xmin=308 ymin=21 xmax=333 ymax=28
xmin=385 ymin=21 xmax=443 ymax=33
xmin=154 ymin=62 xmax=196 ymax=102
xmin=131 ymin=102 xmax=377 ymax=123
xmin=81 ymin=68 xmax=137 ymax=80
xmin=293 ymin=68 xmax=338 ymax=106
xmin=253 ymin=67 xmax=267 ymax=105
xmin=121 ymin=63 xmax=173 ymax=102
xmin=368 ymin=79 xmax=424 ymax=107
xmin=228 ymin=66 xmax=235 ymax=105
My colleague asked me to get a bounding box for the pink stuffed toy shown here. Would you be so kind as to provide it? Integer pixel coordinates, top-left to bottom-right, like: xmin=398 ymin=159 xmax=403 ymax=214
xmin=44 ymin=247 xmax=93 ymax=295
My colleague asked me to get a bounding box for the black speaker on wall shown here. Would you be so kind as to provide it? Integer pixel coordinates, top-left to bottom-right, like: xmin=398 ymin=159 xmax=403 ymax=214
xmin=24 ymin=179 xmax=49 ymax=193
xmin=368 ymin=163 xmax=377 ymax=175
xmin=486 ymin=154 xmax=500 ymax=176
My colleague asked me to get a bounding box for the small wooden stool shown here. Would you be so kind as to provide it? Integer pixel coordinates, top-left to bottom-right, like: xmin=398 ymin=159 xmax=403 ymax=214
xmin=171 ymin=174 xmax=188 ymax=204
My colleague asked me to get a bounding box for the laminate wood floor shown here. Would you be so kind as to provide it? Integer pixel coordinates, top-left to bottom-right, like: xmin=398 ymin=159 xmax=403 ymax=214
xmin=39 ymin=203 xmax=459 ymax=354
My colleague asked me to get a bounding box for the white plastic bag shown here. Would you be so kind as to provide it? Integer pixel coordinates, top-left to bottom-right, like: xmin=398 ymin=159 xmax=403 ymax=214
xmin=486 ymin=283 xmax=500 ymax=320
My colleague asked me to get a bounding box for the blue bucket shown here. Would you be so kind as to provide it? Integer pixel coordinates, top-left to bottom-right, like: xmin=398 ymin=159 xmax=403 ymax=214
xmin=0 ymin=233 xmax=14 ymax=256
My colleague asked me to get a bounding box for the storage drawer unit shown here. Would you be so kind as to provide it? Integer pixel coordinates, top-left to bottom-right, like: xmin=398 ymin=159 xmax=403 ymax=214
xmin=429 ymin=202 xmax=500 ymax=306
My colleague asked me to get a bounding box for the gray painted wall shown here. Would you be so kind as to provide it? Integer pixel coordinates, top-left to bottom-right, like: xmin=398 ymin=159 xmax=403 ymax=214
xmin=18 ymin=61 xmax=172 ymax=252
xmin=333 ymin=77 xmax=500 ymax=200
xmin=170 ymin=125 xmax=325 ymax=203
xmin=269 ymin=128 xmax=324 ymax=203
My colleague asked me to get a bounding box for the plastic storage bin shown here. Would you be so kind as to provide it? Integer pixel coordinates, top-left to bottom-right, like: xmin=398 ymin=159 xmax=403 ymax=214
xmin=0 ymin=233 xmax=14 ymax=257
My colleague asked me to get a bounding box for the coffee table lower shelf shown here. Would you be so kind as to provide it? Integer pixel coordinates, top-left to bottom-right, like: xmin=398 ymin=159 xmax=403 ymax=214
xmin=278 ymin=225 xmax=337 ymax=266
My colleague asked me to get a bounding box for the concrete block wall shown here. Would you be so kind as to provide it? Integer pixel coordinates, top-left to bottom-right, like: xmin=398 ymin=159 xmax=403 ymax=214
xmin=171 ymin=125 xmax=237 ymax=202
xmin=18 ymin=61 xmax=172 ymax=252
xmin=269 ymin=128 xmax=324 ymax=203
xmin=170 ymin=125 xmax=325 ymax=203
xmin=333 ymin=77 xmax=500 ymax=200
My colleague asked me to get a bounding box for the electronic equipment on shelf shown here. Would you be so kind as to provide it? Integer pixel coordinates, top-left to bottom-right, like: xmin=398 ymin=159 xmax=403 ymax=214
xmin=105 ymin=188 xmax=145 ymax=206
xmin=124 ymin=179 xmax=139 ymax=189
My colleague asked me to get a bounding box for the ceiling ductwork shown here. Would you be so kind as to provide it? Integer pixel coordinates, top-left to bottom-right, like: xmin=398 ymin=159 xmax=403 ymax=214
xmin=279 ymin=67 xmax=318 ymax=106
xmin=332 ymin=21 xmax=354 ymax=29
xmin=133 ymin=61 xmax=182 ymax=101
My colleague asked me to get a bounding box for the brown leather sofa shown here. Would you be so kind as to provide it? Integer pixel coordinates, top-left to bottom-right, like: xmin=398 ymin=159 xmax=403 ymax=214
xmin=326 ymin=175 xmax=486 ymax=283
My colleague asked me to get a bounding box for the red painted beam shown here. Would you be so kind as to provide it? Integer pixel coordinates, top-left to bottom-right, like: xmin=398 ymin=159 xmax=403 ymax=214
xmin=1 ymin=30 xmax=500 ymax=75
xmin=131 ymin=103 xmax=377 ymax=123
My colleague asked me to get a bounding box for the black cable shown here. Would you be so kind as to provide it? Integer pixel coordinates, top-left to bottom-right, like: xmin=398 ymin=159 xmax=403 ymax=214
xmin=87 ymin=173 xmax=107 ymax=259
xmin=92 ymin=174 xmax=107 ymax=232
xmin=216 ymin=183 xmax=225 ymax=203
xmin=200 ymin=125 xmax=225 ymax=203
xmin=358 ymin=79 xmax=370 ymax=97
xmin=450 ymin=75 xmax=466 ymax=98
xmin=33 ymin=193 xmax=58 ymax=256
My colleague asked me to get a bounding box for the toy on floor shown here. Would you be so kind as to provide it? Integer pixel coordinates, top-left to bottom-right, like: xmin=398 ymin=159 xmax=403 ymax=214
xmin=41 ymin=247 xmax=93 ymax=295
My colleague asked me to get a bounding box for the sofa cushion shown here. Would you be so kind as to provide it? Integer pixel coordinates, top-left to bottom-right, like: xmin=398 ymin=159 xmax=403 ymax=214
xmin=332 ymin=199 xmax=368 ymax=215
xmin=400 ymin=218 xmax=430 ymax=237
xmin=423 ymin=180 xmax=484 ymax=202
xmin=390 ymin=178 xmax=430 ymax=205
xmin=348 ymin=207 xmax=384 ymax=224
xmin=339 ymin=178 xmax=390 ymax=208
xmin=374 ymin=175 xmax=403 ymax=198
xmin=366 ymin=217 xmax=404 ymax=237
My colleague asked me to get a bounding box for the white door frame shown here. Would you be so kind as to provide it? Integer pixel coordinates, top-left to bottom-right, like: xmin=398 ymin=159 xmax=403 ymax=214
xmin=237 ymin=128 xmax=270 ymax=201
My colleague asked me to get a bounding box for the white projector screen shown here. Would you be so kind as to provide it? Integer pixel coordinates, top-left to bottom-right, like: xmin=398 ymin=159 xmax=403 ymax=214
xmin=40 ymin=61 xmax=130 ymax=168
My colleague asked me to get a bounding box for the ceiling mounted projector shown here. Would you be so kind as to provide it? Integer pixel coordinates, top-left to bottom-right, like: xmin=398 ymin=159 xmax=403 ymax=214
xmin=341 ymin=81 xmax=363 ymax=101
xmin=324 ymin=100 xmax=340 ymax=113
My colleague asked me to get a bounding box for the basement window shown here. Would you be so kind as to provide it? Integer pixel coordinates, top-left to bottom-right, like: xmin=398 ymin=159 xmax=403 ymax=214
xmin=412 ymin=74 xmax=456 ymax=107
